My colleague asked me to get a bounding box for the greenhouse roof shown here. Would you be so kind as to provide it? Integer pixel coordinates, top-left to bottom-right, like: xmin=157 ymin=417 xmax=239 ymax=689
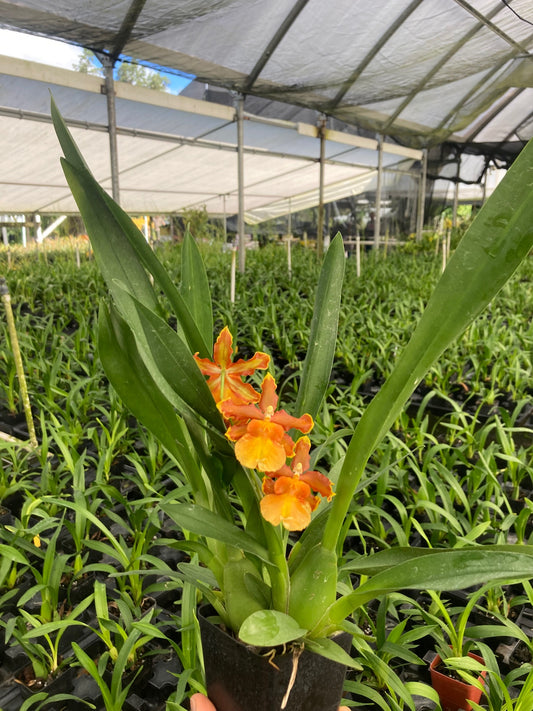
xmin=1 ymin=0 xmax=531 ymax=151
xmin=0 ymin=0 xmax=532 ymax=219
xmin=0 ymin=56 xmax=421 ymax=220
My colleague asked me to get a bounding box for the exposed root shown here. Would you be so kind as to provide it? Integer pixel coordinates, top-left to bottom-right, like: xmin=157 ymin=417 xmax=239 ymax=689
xmin=281 ymin=643 xmax=304 ymax=709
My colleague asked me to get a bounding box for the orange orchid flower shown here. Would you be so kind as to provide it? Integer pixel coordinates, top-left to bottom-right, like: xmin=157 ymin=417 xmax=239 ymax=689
xmin=266 ymin=436 xmax=335 ymax=501
xmin=194 ymin=326 xmax=269 ymax=406
xmin=260 ymin=476 xmax=319 ymax=531
xmin=220 ymin=373 xmax=313 ymax=472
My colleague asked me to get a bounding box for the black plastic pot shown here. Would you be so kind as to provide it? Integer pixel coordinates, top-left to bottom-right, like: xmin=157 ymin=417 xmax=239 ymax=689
xmin=199 ymin=607 xmax=351 ymax=711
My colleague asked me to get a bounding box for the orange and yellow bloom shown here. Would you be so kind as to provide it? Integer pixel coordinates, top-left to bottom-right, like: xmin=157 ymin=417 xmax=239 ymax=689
xmin=220 ymin=373 xmax=312 ymax=471
xmin=260 ymin=476 xmax=319 ymax=531
xmin=259 ymin=437 xmax=334 ymax=530
xmin=195 ymin=328 xmax=334 ymax=531
xmin=265 ymin=436 xmax=335 ymax=501
xmin=193 ymin=326 xmax=269 ymax=406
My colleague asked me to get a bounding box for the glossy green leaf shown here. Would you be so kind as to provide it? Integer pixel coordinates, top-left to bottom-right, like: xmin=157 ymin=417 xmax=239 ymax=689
xmin=223 ymin=558 xmax=270 ymax=631
xmin=160 ymin=501 xmax=271 ymax=564
xmin=112 ymin=284 xmax=221 ymax=428
xmin=342 ymin=546 xmax=446 ymax=575
xmin=403 ymin=682 xmax=440 ymax=706
xmin=20 ymin=693 xmax=96 ymax=711
xmin=98 ymin=304 xmax=204 ymax=489
xmin=0 ymin=543 xmax=29 ymax=565
xmin=323 ymin=549 xmax=533 ymax=630
xmin=61 ymin=159 xmax=159 ymax=319
xmin=344 ymin=544 xmax=533 ymax=575
xmin=304 ymin=636 xmax=362 ymax=670
xmin=322 ymin=136 xmax=533 ymax=551
xmin=295 ymin=232 xmax=345 ymax=419
xmin=180 ymin=228 xmax=213 ymax=353
xmin=289 ymin=544 xmax=337 ymax=632
xmin=239 ymin=610 xmax=307 ymax=647
xmin=51 ymin=97 xmax=210 ymax=357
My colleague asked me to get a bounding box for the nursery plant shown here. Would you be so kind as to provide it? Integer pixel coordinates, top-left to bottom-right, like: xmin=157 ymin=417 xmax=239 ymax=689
xmin=51 ymin=95 xmax=533 ymax=706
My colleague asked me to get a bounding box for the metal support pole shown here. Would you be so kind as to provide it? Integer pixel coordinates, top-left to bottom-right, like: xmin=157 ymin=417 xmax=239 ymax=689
xmin=317 ymin=118 xmax=326 ymax=258
xmin=230 ymin=248 xmax=237 ymax=304
xmin=222 ymin=195 xmax=227 ymax=243
xmin=35 ymin=214 xmax=43 ymax=244
xmin=374 ymin=135 xmax=383 ymax=250
xmin=236 ymin=94 xmax=246 ymax=273
xmin=21 ymin=219 xmax=27 ymax=248
xmin=287 ymin=198 xmax=292 ymax=277
xmin=41 ymin=215 xmax=67 ymax=240
xmin=1 ymin=226 xmax=8 ymax=247
xmin=101 ymin=56 xmax=121 ymax=204
xmin=415 ymin=148 xmax=427 ymax=241
xmin=452 ymin=155 xmax=461 ymax=230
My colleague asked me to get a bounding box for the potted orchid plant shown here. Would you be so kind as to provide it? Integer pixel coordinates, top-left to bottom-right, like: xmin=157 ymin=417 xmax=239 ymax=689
xmin=51 ymin=97 xmax=533 ymax=711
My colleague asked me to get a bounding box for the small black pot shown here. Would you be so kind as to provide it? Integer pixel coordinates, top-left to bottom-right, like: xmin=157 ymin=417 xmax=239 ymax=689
xmin=199 ymin=607 xmax=351 ymax=711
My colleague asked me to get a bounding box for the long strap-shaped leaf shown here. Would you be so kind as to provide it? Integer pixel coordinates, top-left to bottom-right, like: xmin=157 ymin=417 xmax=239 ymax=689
xmin=342 ymin=544 xmax=533 ymax=576
xmin=322 ymin=548 xmax=533 ymax=632
xmin=322 ymin=136 xmax=533 ymax=552
xmin=112 ymin=283 xmax=221 ymax=429
xmin=98 ymin=302 xmax=207 ymax=502
xmin=160 ymin=501 xmax=272 ymax=564
xmin=51 ymin=98 xmax=211 ymax=358
xmin=295 ymin=232 xmax=345 ymax=419
xmin=180 ymin=227 xmax=214 ymax=353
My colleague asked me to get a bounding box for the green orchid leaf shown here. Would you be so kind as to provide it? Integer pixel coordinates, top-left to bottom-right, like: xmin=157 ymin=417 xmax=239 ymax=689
xmin=178 ymin=562 xmax=220 ymax=589
xmin=180 ymin=227 xmax=213 ymax=353
xmin=20 ymin=693 xmax=96 ymax=711
xmin=467 ymin=624 xmax=529 ymax=645
xmin=51 ymin=97 xmax=211 ymax=358
xmin=296 ymin=232 xmax=345 ymax=419
xmin=344 ymin=544 xmax=533 ymax=575
xmin=403 ymin=682 xmax=440 ymax=706
xmin=289 ymin=544 xmax=337 ymax=631
xmin=50 ymin=96 xmax=90 ymax=172
xmin=131 ymin=621 xmax=169 ymax=640
xmin=342 ymin=683 xmax=389 ymax=710
xmin=160 ymin=501 xmax=271 ymax=564
xmin=22 ymin=618 xmax=87 ymax=639
xmin=341 ymin=546 xmax=442 ymax=575
xmin=0 ymin=543 xmax=29 ymax=565
xmin=112 ymin=283 xmax=221 ymax=429
xmin=98 ymin=303 xmax=198 ymax=473
xmin=175 ymin=564 xmax=228 ymax=620
xmin=304 ymin=636 xmax=362 ymax=670
xmin=239 ymin=610 xmax=307 ymax=647
xmin=324 ymin=549 xmax=533 ymax=630
xmin=223 ymin=558 xmax=270 ymax=631
xmin=61 ymin=159 xmax=159 ymax=320
xmin=322 ymin=135 xmax=533 ymax=551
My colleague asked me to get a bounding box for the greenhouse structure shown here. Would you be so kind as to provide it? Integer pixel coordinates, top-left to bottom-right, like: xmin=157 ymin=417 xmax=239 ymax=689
xmin=0 ymin=2 xmax=532 ymax=710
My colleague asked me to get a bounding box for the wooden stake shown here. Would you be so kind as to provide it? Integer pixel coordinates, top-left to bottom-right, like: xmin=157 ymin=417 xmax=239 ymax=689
xmin=0 ymin=278 xmax=38 ymax=448
xmin=230 ymin=248 xmax=236 ymax=303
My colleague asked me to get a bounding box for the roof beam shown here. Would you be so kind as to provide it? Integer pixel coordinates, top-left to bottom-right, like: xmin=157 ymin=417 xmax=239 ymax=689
xmin=502 ymin=108 xmax=533 ymax=142
xmin=465 ymin=86 xmax=524 ymax=142
xmin=434 ymin=56 xmax=521 ymax=135
xmin=451 ymin=0 xmax=532 ymax=55
xmin=328 ymin=0 xmax=424 ymax=110
xmin=381 ymin=2 xmax=505 ymax=134
xmin=110 ymin=0 xmax=148 ymax=60
xmin=242 ymin=0 xmax=310 ymax=93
